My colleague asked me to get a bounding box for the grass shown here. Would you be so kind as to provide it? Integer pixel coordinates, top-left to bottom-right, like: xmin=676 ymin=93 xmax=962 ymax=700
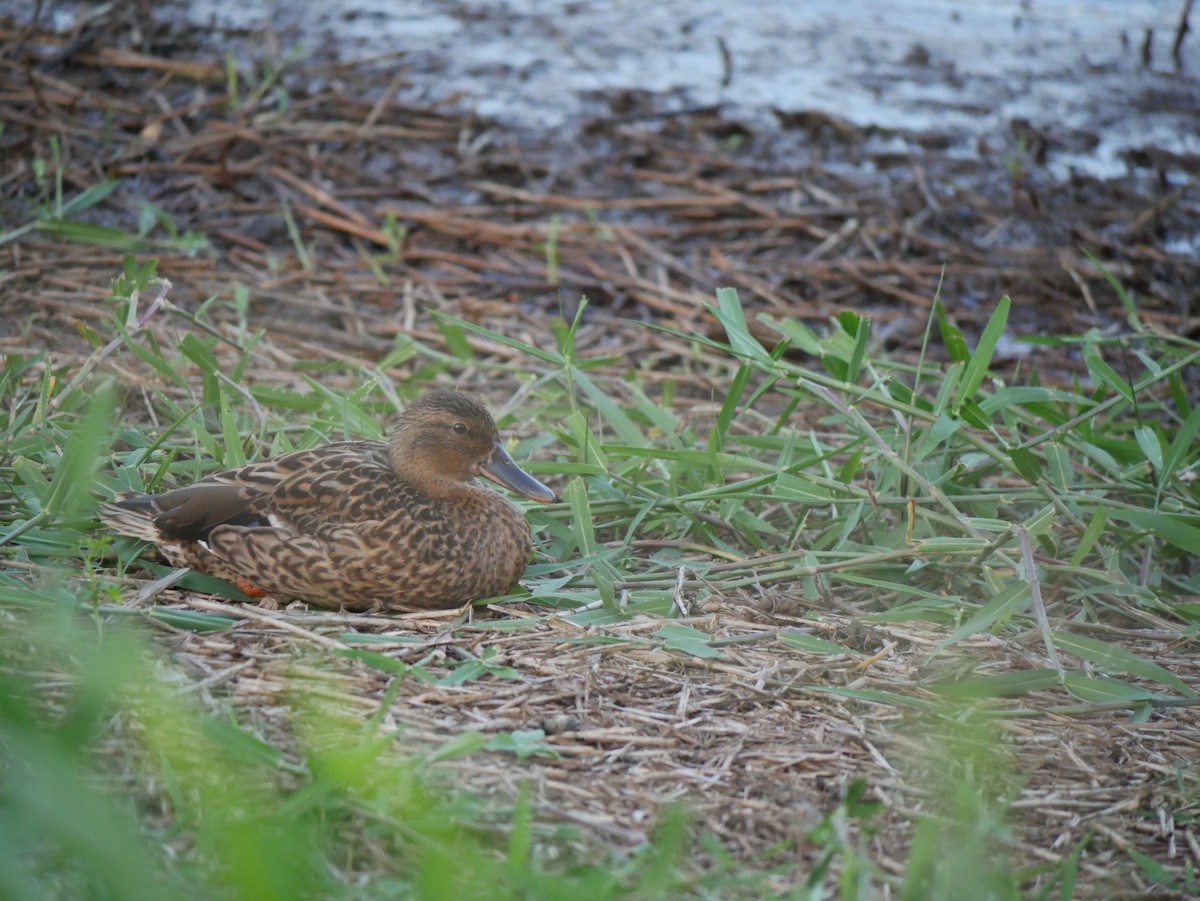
xmin=2 ymin=251 xmax=1199 ymax=899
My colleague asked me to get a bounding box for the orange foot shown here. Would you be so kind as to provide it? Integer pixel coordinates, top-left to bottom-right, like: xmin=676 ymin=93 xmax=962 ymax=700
xmin=235 ymin=577 xmax=269 ymax=599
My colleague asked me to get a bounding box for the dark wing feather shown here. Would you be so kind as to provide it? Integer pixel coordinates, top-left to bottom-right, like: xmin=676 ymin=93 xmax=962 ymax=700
xmin=147 ymin=484 xmax=268 ymax=541
xmin=105 ymin=440 xmax=391 ymax=543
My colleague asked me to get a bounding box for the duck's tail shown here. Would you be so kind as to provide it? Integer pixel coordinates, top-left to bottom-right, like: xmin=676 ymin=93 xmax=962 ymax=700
xmin=100 ymin=494 xmax=163 ymax=542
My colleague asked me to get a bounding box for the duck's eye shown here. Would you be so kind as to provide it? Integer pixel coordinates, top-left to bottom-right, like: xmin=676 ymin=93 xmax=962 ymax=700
xmin=451 ymin=422 xmax=468 ymax=435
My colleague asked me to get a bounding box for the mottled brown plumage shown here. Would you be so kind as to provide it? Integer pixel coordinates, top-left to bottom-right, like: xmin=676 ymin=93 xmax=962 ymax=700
xmin=102 ymin=390 xmax=556 ymax=611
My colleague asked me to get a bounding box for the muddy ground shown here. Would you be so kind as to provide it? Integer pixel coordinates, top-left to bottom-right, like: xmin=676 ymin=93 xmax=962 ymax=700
xmin=2 ymin=1 xmax=1200 ymax=896
xmin=3 ymin=1 xmax=1198 ymax=352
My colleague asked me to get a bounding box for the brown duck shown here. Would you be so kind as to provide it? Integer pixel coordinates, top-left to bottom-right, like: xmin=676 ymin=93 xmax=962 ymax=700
xmin=102 ymin=390 xmax=555 ymax=611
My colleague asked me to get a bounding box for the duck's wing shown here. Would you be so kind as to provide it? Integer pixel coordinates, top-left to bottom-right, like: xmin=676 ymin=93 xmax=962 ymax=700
xmin=102 ymin=441 xmax=390 ymax=543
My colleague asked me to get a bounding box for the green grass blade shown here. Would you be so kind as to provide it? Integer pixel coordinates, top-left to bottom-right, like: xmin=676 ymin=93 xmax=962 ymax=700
xmin=934 ymin=580 xmax=1030 ymax=651
xmin=934 ymin=297 xmax=970 ymax=363
xmin=710 ymin=287 xmax=772 ymax=365
xmin=1053 ymin=633 xmax=1194 ymax=696
xmin=1083 ymin=350 xmax=1134 ymax=404
xmin=430 ymin=310 xmax=565 ymax=366
xmin=1161 ymin=400 xmax=1200 ymax=485
xmin=1063 ymin=674 xmax=1157 ymax=704
xmin=44 ymin=384 xmax=117 ymax=518
xmin=931 ymin=669 xmax=1062 ymax=699
xmin=1121 ymin=510 xmax=1200 ymax=556
xmin=954 ymin=295 xmax=1009 ymax=414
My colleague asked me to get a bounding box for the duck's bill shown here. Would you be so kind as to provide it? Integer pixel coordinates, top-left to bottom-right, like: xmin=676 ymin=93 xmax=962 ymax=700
xmin=481 ymin=443 xmax=556 ymax=504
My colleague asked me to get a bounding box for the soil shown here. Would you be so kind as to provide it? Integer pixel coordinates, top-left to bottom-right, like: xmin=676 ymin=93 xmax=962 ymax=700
xmin=3 ymin=0 xmax=1198 ymax=352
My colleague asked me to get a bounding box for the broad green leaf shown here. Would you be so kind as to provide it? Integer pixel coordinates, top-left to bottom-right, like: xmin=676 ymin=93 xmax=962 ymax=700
xmin=1084 ymin=248 xmax=1143 ymax=331
xmin=60 ymin=178 xmax=123 ymax=215
xmin=712 ymin=362 xmax=752 ymax=454
xmin=460 ymin=617 xmax=545 ymax=632
xmin=571 ymin=367 xmax=644 ymax=445
xmin=1022 ymin=504 xmax=1056 ymax=537
xmin=1044 ymin=442 xmax=1074 ymax=491
xmin=429 ymin=731 xmax=487 ymax=762
xmin=338 ymin=649 xmax=412 ymax=675
xmin=1008 ymin=446 xmax=1042 ymax=482
xmin=487 ymin=729 xmax=558 ymax=761
xmin=116 ymin=331 xmax=190 ymax=387
xmin=778 ymin=632 xmax=856 ymax=656
xmin=1127 ymin=848 xmax=1171 ymax=883
xmin=934 ymin=298 xmax=970 ymax=363
xmin=773 ymin=472 xmax=834 ymax=502
xmin=1069 ymin=505 xmax=1109 ymax=566
xmin=1133 ymin=426 xmax=1164 ymax=471
xmin=799 ymin=685 xmax=935 ymax=709
xmin=955 ymin=295 xmax=1009 ymax=413
xmin=655 ymin=623 xmax=722 ymax=659
xmin=36 ymin=219 xmax=153 ymax=251
xmin=563 ymin=477 xmax=597 ymax=559
xmin=248 ymin=386 xmax=325 ymax=412
xmin=978 ymin=385 xmax=1067 ymax=414
xmin=430 ymin=310 xmax=564 ymax=365
xmin=562 ymin=477 xmax=617 ymax=605
xmin=1083 ymin=351 xmax=1134 ymax=404
xmin=44 ymin=384 xmax=117 ymax=518
xmin=931 ymin=669 xmax=1061 ymax=699
xmin=711 ymin=287 xmax=772 ymax=364
xmin=200 ymin=718 xmax=286 ymax=768
xmin=1174 ymin=603 xmax=1200 ymax=624
xmin=935 ymin=580 xmax=1029 ymax=650
xmin=137 ymin=561 xmax=258 ymax=602
xmin=143 ymin=608 xmax=237 ymax=632
xmin=337 ymin=633 xmax=427 ymax=646
xmin=1161 ymin=400 xmax=1200 ymax=483
xmin=180 ymin=334 xmax=219 ymax=374
xmin=759 ymin=313 xmax=824 ymax=356
xmin=1063 ymin=674 xmax=1157 ymax=704
xmin=841 ymin=312 xmax=870 ymax=383
xmin=218 ymin=391 xmax=244 ymax=468
xmin=1053 ymin=632 xmax=1194 ymax=696
xmin=1122 ymin=510 xmax=1200 ymax=556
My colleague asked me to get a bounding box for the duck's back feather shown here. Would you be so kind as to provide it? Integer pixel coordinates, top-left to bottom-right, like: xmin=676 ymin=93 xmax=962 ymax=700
xmin=103 ymin=440 xmax=534 ymax=611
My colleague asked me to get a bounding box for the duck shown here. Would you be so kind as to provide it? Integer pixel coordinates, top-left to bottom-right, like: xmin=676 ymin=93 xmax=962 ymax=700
xmin=102 ymin=389 xmax=556 ymax=611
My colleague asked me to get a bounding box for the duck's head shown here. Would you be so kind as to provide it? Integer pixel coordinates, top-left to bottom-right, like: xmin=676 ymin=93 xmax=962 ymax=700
xmin=389 ymin=390 xmax=556 ymax=504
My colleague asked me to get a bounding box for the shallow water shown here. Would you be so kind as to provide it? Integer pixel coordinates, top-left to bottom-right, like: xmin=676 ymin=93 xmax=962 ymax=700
xmin=12 ymin=0 xmax=1200 ymax=178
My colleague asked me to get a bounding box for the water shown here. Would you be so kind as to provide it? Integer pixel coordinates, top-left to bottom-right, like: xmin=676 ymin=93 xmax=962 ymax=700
xmin=11 ymin=0 xmax=1199 ymax=178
